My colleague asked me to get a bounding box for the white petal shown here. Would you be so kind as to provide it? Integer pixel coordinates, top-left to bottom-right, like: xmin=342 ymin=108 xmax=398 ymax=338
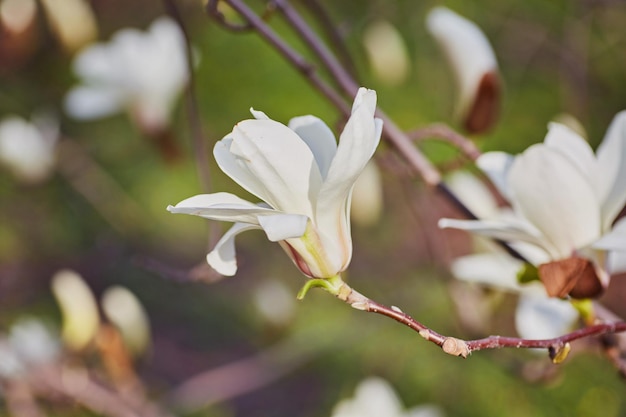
xmin=592 ymin=217 xmax=626 ymax=251
xmin=445 ymin=171 xmax=499 ymax=219
xmin=207 ymin=223 xmax=259 ymax=276
xmin=258 ymin=213 xmax=308 ymax=241
xmin=316 ymin=88 xmax=381 ymax=257
xmin=609 ymin=251 xmax=626 ymax=274
xmin=64 ymin=86 xmax=126 ymax=120
xmin=597 ymin=111 xmax=626 ymax=228
xmin=168 ymin=192 xmax=308 ymax=240
xmin=226 ymin=119 xmax=322 ymax=216
xmin=476 ymin=151 xmax=515 ymax=200
xmin=515 ymin=294 xmax=578 ymax=340
xmin=450 ymin=252 xmax=523 ymax=291
xmin=509 ymin=145 xmax=601 ymax=258
xmin=288 ymin=115 xmax=337 ymax=179
xmin=438 ymin=218 xmax=551 ymax=255
xmin=544 ymin=123 xmax=601 ymax=195
xmin=249 ymin=108 xmax=270 ymax=120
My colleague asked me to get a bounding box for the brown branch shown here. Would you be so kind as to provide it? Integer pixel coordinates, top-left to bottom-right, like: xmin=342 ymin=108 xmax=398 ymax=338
xmin=338 ymin=282 xmax=626 ymax=360
xmin=407 ymin=123 xmax=482 ymax=162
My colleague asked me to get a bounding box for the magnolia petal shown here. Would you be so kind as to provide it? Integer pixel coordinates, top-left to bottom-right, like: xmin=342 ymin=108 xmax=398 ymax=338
xmin=597 ymin=111 xmax=626 ymax=228
xmin=214 ymin=138 xmax=273 ymax=208
xmin=438 ymin=218 xmax=551 ymax=255
xmin=592 ymin=217 xmax=626 ymax=251
xmin=258 ymin=213 xmax=308 ymax=242
xmin=515 ymin=294 xmax=579 ymax=340
xmin=250 ymin=108 xmax=270 ymax=120
xmin=316 ymin=88 xmax=380 ymax=260
xmin=288 ymin=115 xmax=337 ymax=179
xmin=207 ymin=223 xmax=259 ymax=276
xmin=228 ymin=119 xmax=322 ymax=216
xmin=476 ymin=151 xmax=515 ymax=200
xmin=509 ymin=145 xmax=601 ymax=259
xmin=450 ymin=252 xmax=524 ymax=291
xmin=609 ymin=251 xmax=626 ymax=275
xmin=168 ymin=192 xmax=308 ymax=241
xmin=64 ymin=86 xmax=125 ymax=120
xmin=544 ymin=123 xmax=601 ymax=194
xmin=445 ymin=172 xmax=499 ymax=219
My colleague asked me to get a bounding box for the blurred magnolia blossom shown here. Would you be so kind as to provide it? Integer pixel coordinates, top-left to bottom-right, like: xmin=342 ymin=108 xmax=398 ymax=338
xmin=0 ymin=114 xmax=58 ymax=183
xmin=440 ymin=113 xmax=626 ymax=299
xmin=0 ymin=318 xmax=61 ymax=378
xmin=331 ymin=377 xmax=444 ymax=417
xmin=350 ymin=160 xmax=384 ymax=227
xmin=101 ymin=286 xmax=151 ymax=357
xmin=362 ymin=20 xmax=410 ymax=86
xmin=0 ymin=0 xmax=36 ymax=35
xmin=426 ymin=6 xmax=500 ymax=134
xmin=253 ymin=279 xmax=296 ymax=327
xmin=168 ymin=88 xmax=382 ymax=279
xmin=65 ymin=17 xmax=188 ymax=134
xmin=51 ymin=269 xmax=101 ymax=351
xmin=39 ymin=0 xmax=97 ymax=54
xmin=445 ymin=172 xmax=579 ymax=340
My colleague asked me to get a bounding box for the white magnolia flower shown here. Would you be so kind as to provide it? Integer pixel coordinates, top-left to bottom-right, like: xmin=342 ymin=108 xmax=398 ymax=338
xmin=441 ymin=112 xmax=626 ymax=298
xmin=446 ymin=172 xmax=579 ymax=339
xmin=168 ymin=88 xmax=382 ymax=278
xmin=331 ymin=377 xmax=444 ymax=417
xmin=426 ymin=6 xmax=500 ymax=134
xmin=0 ymin=114 xmax=58 ymax=183
xmin=65 ymin=17 xmax=188 ymax=133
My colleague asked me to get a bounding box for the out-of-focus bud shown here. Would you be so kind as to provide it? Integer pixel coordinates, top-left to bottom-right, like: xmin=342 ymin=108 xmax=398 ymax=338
xmin=426 ymin=7 xmax=501 ymax=134
xmin=0 ymin=114 xmax=58 ymax=184
xmin=350 ymin=160 xmax=383 ymax=227
xmin=253 ymin=279 xmax=296 ymax=328
xmin=39 ymin=0 xmax=97 ymax=54
xmin=0 ymin=0 xmax=38 ymax=71
xmin=362 ymin=20 xmax=410 ymax=86
xmin=101 ymin=286 xmax=151 ymax=357
xmin=51 ymin=269 xmax=100 ymax=351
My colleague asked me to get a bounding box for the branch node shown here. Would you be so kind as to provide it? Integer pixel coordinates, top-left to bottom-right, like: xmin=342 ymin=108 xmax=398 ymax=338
xmin=442 ymin=337 xmax=470 ymax=358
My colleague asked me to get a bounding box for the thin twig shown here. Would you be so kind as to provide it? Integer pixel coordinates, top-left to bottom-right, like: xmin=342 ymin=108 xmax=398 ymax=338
xmin=299 ymin=0 xmax=358 ymax=79
xmin=408 ymin=123 xmax=482 ymax=162
xmin=164 ymin=0 xmax=221 ymax=248
xmin=339 ymin=283 xmax=626 ymax=359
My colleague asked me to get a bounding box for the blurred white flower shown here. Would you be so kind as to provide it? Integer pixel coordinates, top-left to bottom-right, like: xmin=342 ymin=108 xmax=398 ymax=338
xmin=350 ymin=160 xmax=383 ymax=227
xmin=426 ymin=6 xmax=500 ymax=134
xmin=51 ymin=269 xmax=100 ymax=350
xmin=331 ymin=377 xmax=444 ymax=417
xmin=362 ymin=20 xmax=410 ymax=86
xmin=0 ymin=318 xmax=61 ymax=378
xmin=168 ymin=88 xmax=382 ymax=278
xmin=0 ymin=114 xmax=58 ymax=184
xmin=441 ymin=113 xmax=626 ymax=298
xmin=253 ymin=279 xmax=296 ymax=327
xmin=446 ymin=172 xmax=579 ymax=339
xmin=101 ymin=286 xmax=151 ymax=357
xmin=65 ymin=17 xmax=188 ymax=133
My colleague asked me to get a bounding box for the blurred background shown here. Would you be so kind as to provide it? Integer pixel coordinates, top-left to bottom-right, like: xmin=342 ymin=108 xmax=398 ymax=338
xmin=1 ymin=0 xmax=626 ymax=416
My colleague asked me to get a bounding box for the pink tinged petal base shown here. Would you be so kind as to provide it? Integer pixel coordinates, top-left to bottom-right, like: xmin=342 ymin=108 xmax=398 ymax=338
xmin=509 ymin=145 xmax=601 ymax=259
